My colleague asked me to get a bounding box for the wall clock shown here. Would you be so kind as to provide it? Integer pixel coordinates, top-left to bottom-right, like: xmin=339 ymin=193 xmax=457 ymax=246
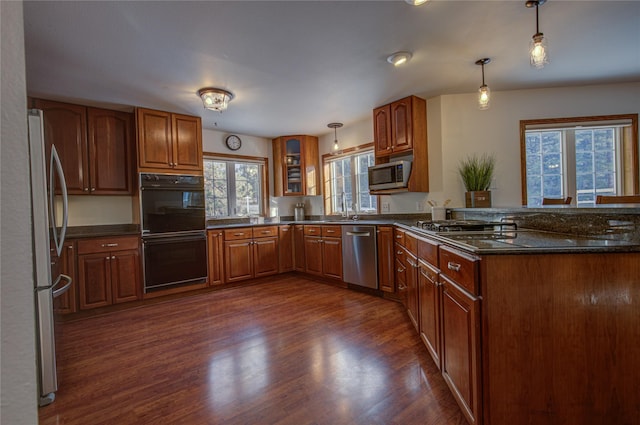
xmin=225 ymin=134 xmax=242 ymax=151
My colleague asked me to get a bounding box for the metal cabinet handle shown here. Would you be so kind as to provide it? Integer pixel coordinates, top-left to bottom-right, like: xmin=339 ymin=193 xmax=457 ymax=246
xmin=447 ymin=262 xmax=461 ymax=272
xmin=102 ymin=243 xmax=119 ymax=247
xmin=84 ymin=188 xmax=89 ymax=192
xmin=396 ymin=250 xmax=403 ymax=255
xmin=234 ymin=233 xmax=245 ymax=236
xmin=396 ymin=234 xmax=403 ymax=239
xmin=397 ymin=267 xmax=405 ymax=273
xmin=111 ymin=256 xmax=116 ymax=260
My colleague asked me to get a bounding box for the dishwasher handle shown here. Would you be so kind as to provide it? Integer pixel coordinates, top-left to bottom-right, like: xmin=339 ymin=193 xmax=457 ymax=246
xmin=345 ymin=231 xmax=371 ymax=237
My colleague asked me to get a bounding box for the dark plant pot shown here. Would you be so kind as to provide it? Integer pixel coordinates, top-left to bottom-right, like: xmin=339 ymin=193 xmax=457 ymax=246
xmin=465 ymin=191 xmax=492 ymax=208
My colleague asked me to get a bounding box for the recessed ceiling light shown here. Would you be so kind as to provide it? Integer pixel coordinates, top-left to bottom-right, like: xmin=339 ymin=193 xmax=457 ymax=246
xmin=386 ymin=51 xmax=412 ymax=67
xmin=405 ymin=0 xmax=430 ymax=5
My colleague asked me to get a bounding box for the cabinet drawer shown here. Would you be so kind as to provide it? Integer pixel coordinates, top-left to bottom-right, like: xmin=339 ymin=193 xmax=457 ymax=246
xmin=77 ymin=236 xmax=139 ymax=254
xmin=322 ymin=225 xmax=341 ymax=238
xmin=394 ymin=242 xmax=406 ymax=266
xmin=418 ymin=236 xmax=439 ymax=267
xmin=304 ymin=225 xmax=322 ymax=236
xmin=224 ymin=228 xmax=253 ymax=241
xmin=252 ymin=226 xmax=278 ymax=238
xmin=404 ymin=232 xmax=417 ymax=255
xmin=394 ymin=228 xmax=406 ymax=246
xmin=439 ymin=245 xmax=479 ymax=295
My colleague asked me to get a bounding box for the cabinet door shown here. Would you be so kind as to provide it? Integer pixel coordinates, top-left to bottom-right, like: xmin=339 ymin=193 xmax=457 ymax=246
xmin=377 ymin=226 xmax=395 ymax=292
xmin=54 ymin=241 xmax=77 ymax=314
xmin=373 ymin=104 xmax=392 ymax=157
xmin=110 ymin=249 xmax=140 ymax=304
xmin=34 ymin=99 xmax=88 ymax=194
xmin=208 ymin=231 xmax=224 ymax=285
xmin=283 ymin=137 xmax=304 ymax=196
xmin=405 ymin=251 xmax=419 ymax=332
xmin=304 ymin=236 xmax=323 ymax=276
xmin=136 ymin=108 xmax=173 ymax=170
xmin=322 ymin=237 xmax=343 ymax=280
xmin=78 ymin=253 xmax=112 ymax=310
xmin=224 ymin=240 xmax=253 ymax=282
xmin=172 ymin=113 xmax=203 ymax=171
xmin=278 ymin=226 xmax=294 ymax=272
xmin=253 ymin=237 xmax=279 ymax=277
xmin=390 ymin=97 xmax=413 ymax=154
xmin=418 ymin=261 xmax=441 ymax=369
xmin=293 ymin=225 xmax=306 ymax=272
xmin=302 ymin=136 xmax=319 ymax=196
xmin=441 ymin=275 xmax=481 ymax=425
xmin=87 ymin=108 xmax=133 ymax=194
xmin=395 ymin=257 xmax=407 ymax=306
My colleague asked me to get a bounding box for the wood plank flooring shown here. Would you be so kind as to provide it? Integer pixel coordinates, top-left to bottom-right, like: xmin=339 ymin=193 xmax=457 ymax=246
xmin=39 ymin=275 xmax=467 ymax=425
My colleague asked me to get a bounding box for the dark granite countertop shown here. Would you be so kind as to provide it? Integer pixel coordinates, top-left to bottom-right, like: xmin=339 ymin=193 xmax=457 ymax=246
xmin=66 ymin=224 xmax=140 ymax=239
xmin=396 ymin=223 xmax=640 ymax=254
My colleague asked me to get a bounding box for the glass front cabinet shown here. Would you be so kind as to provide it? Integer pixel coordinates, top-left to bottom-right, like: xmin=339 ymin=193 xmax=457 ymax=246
xmin=272 ymin=135 xmax=319 ymax=197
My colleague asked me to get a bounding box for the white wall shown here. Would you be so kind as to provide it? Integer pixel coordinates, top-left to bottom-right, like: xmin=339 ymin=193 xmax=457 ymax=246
xmin=1 ymin=1 xmax=39 ymax=423
xmin=315 ymin=82 xmax=640 ymax=212
xmin=437 ymin=82 xmax=640 ymax=207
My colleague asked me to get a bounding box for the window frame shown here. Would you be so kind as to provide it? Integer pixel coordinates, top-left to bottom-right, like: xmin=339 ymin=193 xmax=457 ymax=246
xmin=203 ymin=151 xmax=269 ymax=219
xmin=519 ymin=114 xmax=638 ymax=206
xmin=322 ymin=143 xmax=378 ymax=216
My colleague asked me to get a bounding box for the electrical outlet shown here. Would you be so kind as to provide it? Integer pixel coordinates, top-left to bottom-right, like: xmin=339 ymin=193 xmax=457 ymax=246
xmin=416 ymin=201 xmax=423 ymax=212
xmin=382 ymin=202 xmax=390 ymax=212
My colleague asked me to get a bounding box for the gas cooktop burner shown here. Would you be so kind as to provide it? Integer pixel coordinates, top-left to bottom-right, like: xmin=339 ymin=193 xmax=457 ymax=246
xmin=414 ymin=220 xmax=517 ymax=233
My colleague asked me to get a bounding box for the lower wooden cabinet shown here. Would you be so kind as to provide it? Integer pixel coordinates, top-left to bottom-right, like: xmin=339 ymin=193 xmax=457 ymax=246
xmin=278 ymin=225 xmax=294 ymax=272
xmin=404 ymin=249 xmax=419 ymax=332
xmin=303 ymin=225 xmax=342 ymax=280
xmin=53 ymin=240 xmax=77 ymax=314
xmin=223 ymin=227 xmax=279 ymax=283
xmin=439 ymin=246 xmax=481 ymax=425
xmin=207 ymin=230 xmax=224 ymax=285
xmin=293 ymin=224 xmax=305 ymax=272
xmin=77 ymin=236 xmax=141 ymax=310
xmin=418 ymin=260 xmax=442 ymax=369
xmin=376 ymin=226 xmax=395 ymax=292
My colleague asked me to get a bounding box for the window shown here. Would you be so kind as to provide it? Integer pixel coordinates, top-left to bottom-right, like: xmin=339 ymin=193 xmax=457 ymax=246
xmin=323 ymin=146 xmax=377 ymax=215
xmin=203 ymin=156 xmax=267 ymax=218
xmin=520 ymin=114 xmax=638 ymax=207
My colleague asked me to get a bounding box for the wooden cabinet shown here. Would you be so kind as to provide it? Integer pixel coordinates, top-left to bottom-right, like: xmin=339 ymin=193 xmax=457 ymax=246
xmin=371 ymin=95 xmax=428 ymax=193
xmin=404 ymin=245 xmax=419 ymax=332
xmin=207 ymin=230 xmax=224 ymax=285
xmin=376 ymin=226 xmax=395 ymax=293
xmin=136 ymin=107 xmax=203 ymax=174
xmin=223 ymin=226 xmax=278 ymax=283
xmin=417 ymin=236 xmax=442 ymax=369
xmin=33 ymin=99 xmax=133 ymax=195
xmin=278 ymin=225 xmax=294 ymax=272
xmin=77 ymin=236 xmax=141 ymax=310
xmin=439 ymin=245 xmax=481 ymax=425
xmin=272 ymin=135 xmax=319 ymax=196
xmin=293 ymin=224 xmax=306 ymax=272
xmin=53 ymin=240 xmax=77 ymax=314
xmin=303 ymin=225 xmax=342 ymax=280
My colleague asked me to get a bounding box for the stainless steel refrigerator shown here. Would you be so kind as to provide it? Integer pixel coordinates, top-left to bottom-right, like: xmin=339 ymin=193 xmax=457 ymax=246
xmin=28 ymin=109 xmax=72 ymax=406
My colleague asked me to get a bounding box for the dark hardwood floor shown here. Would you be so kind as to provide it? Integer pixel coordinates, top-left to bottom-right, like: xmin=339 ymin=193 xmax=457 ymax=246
xmin=40 ymin=275 xmax=467 ymax=425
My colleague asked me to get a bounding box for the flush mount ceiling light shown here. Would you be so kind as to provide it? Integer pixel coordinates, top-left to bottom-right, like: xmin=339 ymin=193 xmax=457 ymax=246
xmin=475 ymin=58 xmax=491 ymax=110
xmin=526 ymin=0 xmax=549 ymax=69
xmin=386 ymin=51 xmax=412 ymax=67
xmin=197 ymin=87 xmax=234 ymax=112
xmin=328 ymin=122 xmax=343 ymax=151
xmin=404 ymin=0 xmax=430 ymax=5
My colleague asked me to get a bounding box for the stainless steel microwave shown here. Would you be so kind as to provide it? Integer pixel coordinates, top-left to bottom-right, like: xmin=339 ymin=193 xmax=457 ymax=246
xmin=368 ymin=160 xmax=412 ymax=191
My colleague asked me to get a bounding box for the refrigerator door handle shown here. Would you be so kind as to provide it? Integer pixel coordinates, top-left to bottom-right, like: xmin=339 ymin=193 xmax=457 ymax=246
xmin=49 ymin=145 xmax=68 ymax=256
xmin=52 ymin=274 xmax=72 ymax=298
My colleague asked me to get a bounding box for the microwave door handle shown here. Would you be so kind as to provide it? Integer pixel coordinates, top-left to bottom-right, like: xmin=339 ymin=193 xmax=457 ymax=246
xmin=49 ymin=145 xmax=68 ymax=256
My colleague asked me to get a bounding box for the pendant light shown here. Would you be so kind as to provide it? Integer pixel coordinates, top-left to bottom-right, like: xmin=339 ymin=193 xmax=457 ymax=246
xmin=328 ymin=122 xmax=343 ymax=151
xmin=526 ymin=0 xmax=549 ymax=69
xmin=475 ymin=58 xmax=491 ymax=110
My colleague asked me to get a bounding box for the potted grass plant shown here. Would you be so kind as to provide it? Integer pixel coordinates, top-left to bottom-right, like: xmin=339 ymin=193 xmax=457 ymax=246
xmin=457 ymin=153 xmax=496 ymax=207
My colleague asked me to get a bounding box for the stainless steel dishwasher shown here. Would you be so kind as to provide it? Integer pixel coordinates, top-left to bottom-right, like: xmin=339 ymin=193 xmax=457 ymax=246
xmin=342 ymin=225 xmax=378 ymax=289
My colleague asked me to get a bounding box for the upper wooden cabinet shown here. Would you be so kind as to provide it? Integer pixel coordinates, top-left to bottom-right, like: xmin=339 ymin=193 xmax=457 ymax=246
xmin=272 ymin=135 xmax=319 ymax=196
xmin=33 ymin=99 xmax=134 ymax=195
xmin=136 ymin=107 xmax=203 ymax=174
xmin=372 ymin=95 xmax=428 ymax=193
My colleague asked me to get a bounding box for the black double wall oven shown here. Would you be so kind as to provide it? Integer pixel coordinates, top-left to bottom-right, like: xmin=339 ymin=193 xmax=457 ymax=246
xmin=140 ymin=173 xmax=208 ymax=292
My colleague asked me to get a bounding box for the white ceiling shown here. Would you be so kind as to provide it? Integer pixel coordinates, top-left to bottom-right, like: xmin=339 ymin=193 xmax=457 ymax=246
xmin=23 ymin=1 xmax=640 ymax=139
